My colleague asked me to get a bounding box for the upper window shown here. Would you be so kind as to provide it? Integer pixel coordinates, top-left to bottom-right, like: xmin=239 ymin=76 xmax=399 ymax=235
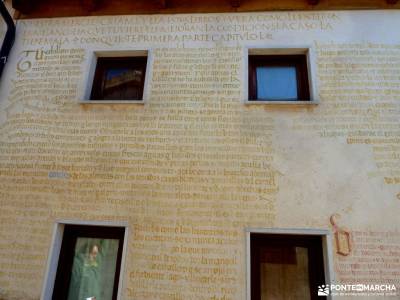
xmin=52 ymin=225 xmax=125 ymax=300
xmin=90 ymin=56 xmax=147 ymax=101
xmin=248 ymin=53 xmax=310 ymax=101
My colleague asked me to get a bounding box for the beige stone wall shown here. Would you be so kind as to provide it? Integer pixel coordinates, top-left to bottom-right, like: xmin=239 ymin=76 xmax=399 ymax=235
xmin=0 ymin=11 xmax=399 ymax=299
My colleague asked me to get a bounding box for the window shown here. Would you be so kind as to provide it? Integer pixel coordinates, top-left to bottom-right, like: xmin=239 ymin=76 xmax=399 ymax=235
xmin=248 ymin=231 xmax=329 ymax=300
xmin=51 ymin=224 xmax=125 ymax=300
xmin=248 ymin=51 xmax=311 ymax=102
xmin=90 ymin=56 xmax=147 ymax=101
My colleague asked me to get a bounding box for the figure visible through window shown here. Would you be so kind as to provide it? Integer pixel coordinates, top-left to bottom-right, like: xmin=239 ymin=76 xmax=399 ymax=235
xmin=52 ymin=225 xmax=125 ymax=300
xmin=67 ymin=238 xmax=119 ymax=300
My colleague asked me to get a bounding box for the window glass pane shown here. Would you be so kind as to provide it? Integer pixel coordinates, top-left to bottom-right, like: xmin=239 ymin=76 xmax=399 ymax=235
xmin=102 ymin=68 xmax=144 ymax=100
xmin=105 ymin=68 xmax=143 ymax=87
xmin=260 ymin=246 xmax=311 ymax=300
xmin=256 ymin=66 xmax=298 ymax=100
xmin=67 ymin=238 xmax=120 ymax=300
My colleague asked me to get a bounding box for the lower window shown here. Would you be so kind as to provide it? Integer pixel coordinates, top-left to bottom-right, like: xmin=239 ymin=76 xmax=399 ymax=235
xmin=52 ymin=225 xmax=125 ymax=300
xmin=250 ymin=233 xmax=326 ymax=300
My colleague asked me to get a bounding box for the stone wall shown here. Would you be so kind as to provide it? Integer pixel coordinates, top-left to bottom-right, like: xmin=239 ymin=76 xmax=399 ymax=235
xmin=0 ymin=10 xmax=399 ymax=299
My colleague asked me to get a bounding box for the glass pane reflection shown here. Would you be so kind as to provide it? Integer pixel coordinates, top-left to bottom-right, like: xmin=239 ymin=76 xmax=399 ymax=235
xmin=256 ymin=66 xmax=298 ymax=100
xmin=103 ymin=68 xmax=143 ymax=100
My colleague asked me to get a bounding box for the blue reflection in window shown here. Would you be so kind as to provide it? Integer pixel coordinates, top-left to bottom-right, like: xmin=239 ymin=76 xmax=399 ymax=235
xmin=256 ymin=66 xmax=298 ymax=100
xmin=106 ymin=68 xmax=129 ymax=80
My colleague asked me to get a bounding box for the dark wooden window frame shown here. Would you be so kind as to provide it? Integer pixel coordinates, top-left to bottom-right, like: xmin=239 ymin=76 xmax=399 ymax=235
xmin=250 ymin=233 xmax=326 ymax=300
xmin=248 ymin=54 xmax=310 ymax=101
xmin=52 ymin=225 xmax=125 ymax=300
xmin=90 ymin=56 xmax=147 ymax=101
